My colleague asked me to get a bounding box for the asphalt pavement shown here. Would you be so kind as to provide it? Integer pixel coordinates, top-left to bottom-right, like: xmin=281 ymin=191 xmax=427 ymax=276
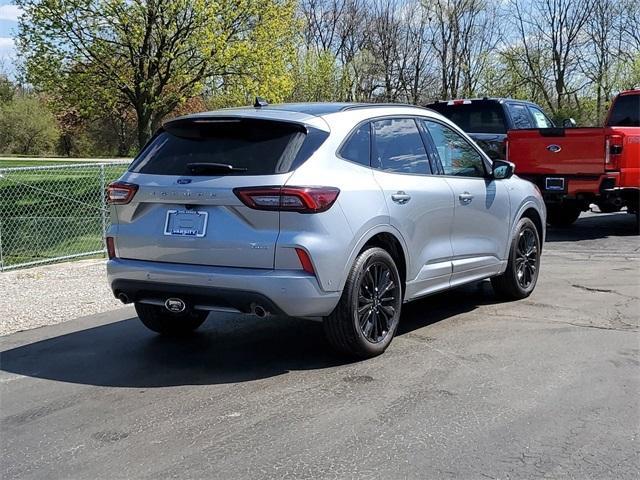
xmin=1 ymin=211 xmax=639 ymax=479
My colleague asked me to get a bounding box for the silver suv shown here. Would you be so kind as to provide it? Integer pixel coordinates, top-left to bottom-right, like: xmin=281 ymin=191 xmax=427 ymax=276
xmin=106 ymin=102 xmax=545 ymax=358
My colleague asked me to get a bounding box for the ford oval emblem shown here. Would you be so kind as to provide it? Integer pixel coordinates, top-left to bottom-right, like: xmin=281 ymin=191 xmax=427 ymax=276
xmin=546 ymin=144 xmax=562 ymax=153
xmin=165 ymin=298 xmax=186 ymax=313
xmin=177 ymin=178 xmax=192 ymax=185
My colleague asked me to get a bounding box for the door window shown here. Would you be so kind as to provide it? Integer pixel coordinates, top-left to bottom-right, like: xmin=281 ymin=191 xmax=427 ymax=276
xmin=422 ymin=120 xmax=486 ymax=178
xmin=339 ymin=123 xmax=371 ymax=166
xmin=528 ymin=106 xmax=554 ymax=128
xmin=507 ymin=104 xmax=533 ymax=129
xmin=372 ymin=118 xmax=431 ymax=174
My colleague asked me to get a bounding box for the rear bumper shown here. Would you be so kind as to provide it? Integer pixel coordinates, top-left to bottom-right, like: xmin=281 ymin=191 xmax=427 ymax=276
xmin=107 ymin=258 xmax=341 ymax=317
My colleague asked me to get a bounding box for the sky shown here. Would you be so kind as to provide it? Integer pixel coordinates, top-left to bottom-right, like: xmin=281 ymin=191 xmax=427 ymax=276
xmin=0 ymin=1 xmax=20 ymax=77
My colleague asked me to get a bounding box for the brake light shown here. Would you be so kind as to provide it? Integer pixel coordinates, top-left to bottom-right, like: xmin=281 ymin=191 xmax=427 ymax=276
xmin=605 ymin=135 xmax=623 ymax=171
xmin=233 ymin=186 xmax=340 ymax=213
xmin=295 ymin=248 xmax=315 ymax=275
xmin=447 ymin=99 xmax=472 ymax=105
xmin=106 ymin=236 xmax=116 ymax=259
xmin=106 ymin=182 xmax=138 ymax=204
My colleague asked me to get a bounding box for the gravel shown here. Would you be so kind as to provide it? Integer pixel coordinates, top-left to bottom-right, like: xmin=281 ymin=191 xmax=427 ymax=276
xmin=0 ymin=259 xmax=125 ymax=336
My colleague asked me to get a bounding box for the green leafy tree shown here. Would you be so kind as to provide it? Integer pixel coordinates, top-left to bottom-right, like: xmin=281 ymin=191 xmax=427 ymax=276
xmin=288 ymin=50 xmax=347 ymax=102
xmin=0 ymin=75 xmax=14 ymax=104
xmin=0 ymin=95 xmax=59 ymax=155
xmin=17 ymin=0 xmax=298 ymax=149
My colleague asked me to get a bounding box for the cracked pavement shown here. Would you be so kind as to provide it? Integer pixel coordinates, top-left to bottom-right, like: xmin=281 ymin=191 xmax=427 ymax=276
xmin=1 ymin=210 xmax=639 ymax=479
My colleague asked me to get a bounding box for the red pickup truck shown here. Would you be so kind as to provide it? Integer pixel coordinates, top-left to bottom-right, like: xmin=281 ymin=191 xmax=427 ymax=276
xmin=506 ymin=89 xmax=639 ymax=226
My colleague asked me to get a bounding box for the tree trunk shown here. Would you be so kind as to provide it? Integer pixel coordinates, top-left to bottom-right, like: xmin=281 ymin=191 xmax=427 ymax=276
xmin=136 ymin=109 xmax=153 ymax=151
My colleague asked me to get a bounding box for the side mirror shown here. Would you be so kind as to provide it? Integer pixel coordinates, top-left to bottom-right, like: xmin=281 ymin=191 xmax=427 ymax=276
xmin=562 ymin=118 xmax=576 ymax=128
xmin=492 ymin=159 xmax=515 ymax=179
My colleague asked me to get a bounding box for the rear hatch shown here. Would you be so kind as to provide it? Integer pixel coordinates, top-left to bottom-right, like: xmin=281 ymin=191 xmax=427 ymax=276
xmin=110 ymin=116 xmax=327 ymax=269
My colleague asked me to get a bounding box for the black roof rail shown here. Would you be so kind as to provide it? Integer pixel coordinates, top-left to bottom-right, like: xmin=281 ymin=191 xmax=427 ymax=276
xmin=341 ymin=103 xmax=429 ymax=111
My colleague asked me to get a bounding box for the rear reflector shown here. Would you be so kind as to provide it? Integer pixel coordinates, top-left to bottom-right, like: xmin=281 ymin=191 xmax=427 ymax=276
xmin=107 ymin=182 xmax=138 ymax=204
xmin=295 ymin=248 xmax=315 ymax=275
xmin=233 ymin=186 xmax=340 ymax=213
xmin=106 ymin=237 xmax=116 ymax=259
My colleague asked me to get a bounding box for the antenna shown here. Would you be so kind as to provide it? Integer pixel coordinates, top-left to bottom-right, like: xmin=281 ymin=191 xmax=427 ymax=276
xmin=254 ymin=97 xmax=268 ymax=108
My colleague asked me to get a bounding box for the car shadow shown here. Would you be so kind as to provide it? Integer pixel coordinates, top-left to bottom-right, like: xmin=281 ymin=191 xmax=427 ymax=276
xmin=546 ymin=211 xmax=638 ymax=242
xmin=0 ymin=282 xmax=502 ymax=388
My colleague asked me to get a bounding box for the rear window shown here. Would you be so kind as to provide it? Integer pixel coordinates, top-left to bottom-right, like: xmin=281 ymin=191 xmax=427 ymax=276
xmin=427 ymin=102 xmax=507 ymax=134
xmin=607 ymin=94 xmax=640 ymax=127
xmin=129 ymin=118 xmax=323 ymax=175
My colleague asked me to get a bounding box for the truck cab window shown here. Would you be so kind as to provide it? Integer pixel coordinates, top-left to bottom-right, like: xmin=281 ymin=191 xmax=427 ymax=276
xmin=507 ymin=104 xmax=533 ymax=129
xmin=528 ymin=106 xmax=554 ymax=128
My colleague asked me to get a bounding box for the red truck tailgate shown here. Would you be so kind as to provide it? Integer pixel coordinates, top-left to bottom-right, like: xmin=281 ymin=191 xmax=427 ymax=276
xmin=507 ymin=128 xmax=606 ymax=175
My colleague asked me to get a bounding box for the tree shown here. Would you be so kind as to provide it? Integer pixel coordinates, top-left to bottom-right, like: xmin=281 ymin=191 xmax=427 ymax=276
xmin=17 ymin=0 xmax=299 ymax=149
xmin=427 ymin=0 xmax=499 ymax=99
xmin=509 ymin=0 xmax=596 ymax=116
xmin=0 ymin=74 xmax=14 ymax=104
xmin=0 ymin=95 xmax=59 ymax=155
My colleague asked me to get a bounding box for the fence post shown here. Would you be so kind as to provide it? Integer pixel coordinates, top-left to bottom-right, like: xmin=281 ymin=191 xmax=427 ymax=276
xmin=100 ymin=163 xmax=107 ymax=253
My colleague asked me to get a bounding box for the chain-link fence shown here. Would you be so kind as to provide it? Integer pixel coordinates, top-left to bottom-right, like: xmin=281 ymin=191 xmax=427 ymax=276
xmin=0 ymin=161 xmax=130 ymax=271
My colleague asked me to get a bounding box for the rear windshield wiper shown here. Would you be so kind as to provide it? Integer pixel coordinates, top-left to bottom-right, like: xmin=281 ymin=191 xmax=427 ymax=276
xmin=187 ymin=162 xmax=248 ymax=174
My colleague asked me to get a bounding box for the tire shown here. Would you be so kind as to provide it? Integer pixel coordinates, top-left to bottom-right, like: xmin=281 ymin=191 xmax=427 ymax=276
xmin=323 ymin=247 xmax=402 ymax=359
xmin=134 ymin=302 xmax=207 ymax=336
xmin=547 ymin=204 xmax=581 ymax=227
xmin=491 ymin=217 xmax=541 ymax=300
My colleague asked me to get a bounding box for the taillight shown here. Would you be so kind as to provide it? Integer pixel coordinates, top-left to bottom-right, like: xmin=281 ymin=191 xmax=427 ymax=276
xmin=106 ymin=181 xmax=138 ymax=204
xmin=605 ymin=135 xmax=623 ymax=171
xmin=295 ymin=248 xmax=315 ymax=275
xmin=233 ymin=186 xmax=340 ymax=213
xmin=106 ymin=236 xmax=116 ymax=259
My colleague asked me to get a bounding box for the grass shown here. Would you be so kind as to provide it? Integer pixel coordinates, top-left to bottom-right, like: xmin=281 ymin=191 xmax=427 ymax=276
xmin=0 ymin=161 xmax=130 ymax=270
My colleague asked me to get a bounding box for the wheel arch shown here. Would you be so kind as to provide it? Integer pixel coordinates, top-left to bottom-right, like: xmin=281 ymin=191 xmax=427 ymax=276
xmin=340 ymin=226 xmax=410 ymax=296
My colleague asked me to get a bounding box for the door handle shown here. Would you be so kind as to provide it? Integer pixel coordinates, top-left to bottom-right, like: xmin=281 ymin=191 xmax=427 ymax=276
xmin=391 ymin=191 xmax=411 ymax=204
xmin=459 ymin=192 xmax=474 ymax=204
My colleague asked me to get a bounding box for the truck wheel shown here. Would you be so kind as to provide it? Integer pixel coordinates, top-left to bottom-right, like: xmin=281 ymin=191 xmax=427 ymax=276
xmin=134 ymin=303 xmax=207 ymax=335
xmin=323 ymin=247 xmax=402 ymax=359
xmin=492 ymin=217 xmax=541 ymax=300
xmin=547 ymin=204 xmax=581 ymax=227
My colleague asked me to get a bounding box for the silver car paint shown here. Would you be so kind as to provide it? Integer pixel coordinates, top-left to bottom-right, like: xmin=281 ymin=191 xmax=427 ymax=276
xmin=107 ymin=104 xmax=546 ymax=317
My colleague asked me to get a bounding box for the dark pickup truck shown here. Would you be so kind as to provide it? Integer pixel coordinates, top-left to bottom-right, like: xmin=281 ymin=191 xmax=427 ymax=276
xmin=425 ymin=97 xmax=555 ymax=160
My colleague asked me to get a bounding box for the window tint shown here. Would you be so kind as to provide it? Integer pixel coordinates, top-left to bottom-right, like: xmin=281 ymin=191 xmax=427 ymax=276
xmin=423 ymin=120 xmax=486 ymax=178
xmin=372 ymin=118 xmax=431 ymax=174
xmin=339 ymin=123 xmax=371 ymax=166
xmin=129 ymin=118 xmax=312 ymax=176
xmin=607 ymin=94 xmax=640 ymax=127
xmin=507 ymin=104 xmax=533 ymax=129
xmin=427 ymin=102 xmax=507 ymax=134
xmin=528 ymin=106 xmax=554 ymax=128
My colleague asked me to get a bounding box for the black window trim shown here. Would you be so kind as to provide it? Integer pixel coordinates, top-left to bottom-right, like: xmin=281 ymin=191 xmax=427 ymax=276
xmin=337 ymin=115 xmax=442 ymax=177
xmin=420 ymin=117 xmax=493 ymax=179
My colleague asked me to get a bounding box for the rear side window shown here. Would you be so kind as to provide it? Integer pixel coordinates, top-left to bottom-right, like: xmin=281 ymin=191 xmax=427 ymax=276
xmin=372 ymin=118 xmax=431 ymax=174
xmin=339 ymin=123 xmax=371 ymax=166
xmin=427 ymin=102 xmax=507 ymax=134
xmin=607 ymin=94 xmax=640 ymax=127
xmin=507 ymin=104 xmax=533 ymax=129
xmin=129 ymin=118 xmax=321 ymax=175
